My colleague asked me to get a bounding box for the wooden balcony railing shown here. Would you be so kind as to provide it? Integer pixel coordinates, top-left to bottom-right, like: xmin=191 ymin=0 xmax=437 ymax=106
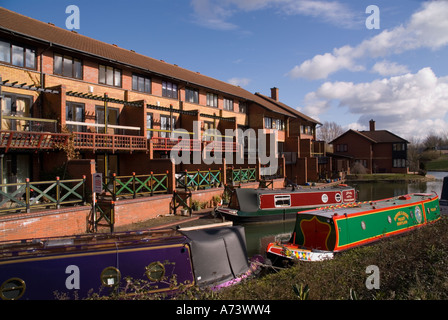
xmin=151 ymin=136 xmax=202 ymax=151
xmin=0 ymin=131 xmax=69 ymax=152
xmin=73 ymin=132 xmax=147 ymax=152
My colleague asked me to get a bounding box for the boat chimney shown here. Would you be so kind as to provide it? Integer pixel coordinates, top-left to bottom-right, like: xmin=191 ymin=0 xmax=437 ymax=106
xmin=369 ymin=119 xmax=375 ymax=131
xmin=271 ymin=87 xmax=279 ymax=101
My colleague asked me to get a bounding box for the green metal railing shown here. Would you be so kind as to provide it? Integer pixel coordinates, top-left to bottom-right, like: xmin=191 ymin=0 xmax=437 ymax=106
xmin=228 ymin=167 xmax=257 ymax=184
xmin=0 ymin=177 xmax=87 ymax=214
xmin=103 ymin=172 xmax=169 ymax=201
xmin=176 ymin=169 xmax=222 ymax=190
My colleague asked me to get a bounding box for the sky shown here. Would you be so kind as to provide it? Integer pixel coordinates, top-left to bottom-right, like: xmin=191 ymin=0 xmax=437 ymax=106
xmin=2 ymin=0 xmax=448 ymax=141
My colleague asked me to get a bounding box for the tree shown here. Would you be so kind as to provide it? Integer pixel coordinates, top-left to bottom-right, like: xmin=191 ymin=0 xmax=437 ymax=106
xmin=317 ymin=121 xmax=344 ymax=143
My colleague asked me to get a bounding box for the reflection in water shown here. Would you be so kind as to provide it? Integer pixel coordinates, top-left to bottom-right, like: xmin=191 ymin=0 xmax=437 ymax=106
xmin=242 ymin=172 xmax=446 ymax=257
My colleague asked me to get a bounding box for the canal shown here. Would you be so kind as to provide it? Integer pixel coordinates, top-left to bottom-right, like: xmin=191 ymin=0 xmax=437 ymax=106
xmin=241 ymin=172 xmax=447 ymax=257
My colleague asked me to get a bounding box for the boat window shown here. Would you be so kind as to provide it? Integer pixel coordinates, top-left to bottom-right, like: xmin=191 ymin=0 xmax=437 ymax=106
xmin=146 ymin=262 xmax=165 ymax=281
xmin=361 ymin=221 xmax=366 ymax=230
xmin=100 ymin=267 xmax=121 ymax=287
xmin=274 ymin=195 xmax=291 ymax=207
xmin=0 ymin=278 xmax=26 ymax=300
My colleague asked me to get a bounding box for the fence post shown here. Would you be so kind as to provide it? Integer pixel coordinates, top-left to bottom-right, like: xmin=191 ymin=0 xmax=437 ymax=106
xmin=150 ymin=171 xmax=154 ymax=197
xmin=112 ymin=173 xmax=117 ymax=202
xmin=56 ymin=176 xmax=61 ymax=209
xmin=132 ymin=172 xmax=136 ymax=199
xmin=25 ymin=178 xmax=30 ymax=213
xmin=82 ymin=175 xmax=87 ymax=205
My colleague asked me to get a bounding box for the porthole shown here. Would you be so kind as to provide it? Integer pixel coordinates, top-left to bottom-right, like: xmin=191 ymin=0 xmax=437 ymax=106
xmin=100 ymin=267 xmax=121 ymax=287
xmin=0 ymin=278 xmax=26 ymax=300
xmin=387 ymin=216 xmax=392 ymax=224
xmin=361 ymin=221 xmax=366 ymax=230
xmin=146 ymin=262 xmax=165 ymax=281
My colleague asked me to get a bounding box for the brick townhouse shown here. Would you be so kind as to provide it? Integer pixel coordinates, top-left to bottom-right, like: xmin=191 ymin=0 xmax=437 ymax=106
xmin=0 ymin=7 xmax=331 ymax=239
xmin=331 ymin=120 xmax=409 ymax=174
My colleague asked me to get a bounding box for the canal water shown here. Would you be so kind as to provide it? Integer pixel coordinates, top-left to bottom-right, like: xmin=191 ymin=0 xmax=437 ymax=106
xmin=241 ymin=172 xmax=447 ymax=257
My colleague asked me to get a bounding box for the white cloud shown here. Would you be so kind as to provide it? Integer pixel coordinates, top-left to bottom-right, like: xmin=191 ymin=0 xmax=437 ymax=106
xmin=228 ymin=77 xmax=251 ymax=86
xmin=303 ymin=68 xmax=448 ymax=139
xmin=289 ymin=1 xmax=448 ymax=80
xmin=190 ymin=0 xmax=359 ymax=30
xmin=371 ymin=60 xmax=410 ymax=76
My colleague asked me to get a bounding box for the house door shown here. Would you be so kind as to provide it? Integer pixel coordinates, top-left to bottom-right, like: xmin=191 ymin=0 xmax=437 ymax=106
xmin=66 ymin=102 xmax=85 ymax=132
xmin=160 ymin=115 xmax=176 ymax=138
xmin=1 ymin=94 xmax=31 ymax=131
xmin=96 ymin=106 xmax=119 ymax=134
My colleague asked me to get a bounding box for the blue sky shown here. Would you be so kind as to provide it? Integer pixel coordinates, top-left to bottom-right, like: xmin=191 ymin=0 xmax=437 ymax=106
xmin=2 ymin=0 xmax=448 ymax=141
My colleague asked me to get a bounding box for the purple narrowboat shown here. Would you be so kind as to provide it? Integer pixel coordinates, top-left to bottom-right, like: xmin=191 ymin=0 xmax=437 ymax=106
xmin=0 ymin=225 xmax=252 ymax=300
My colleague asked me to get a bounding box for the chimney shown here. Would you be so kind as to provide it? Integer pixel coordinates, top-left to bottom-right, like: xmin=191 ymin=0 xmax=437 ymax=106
xmin=271 ymin=87 xmax=279 ymax=101
xmin=369 ymin=119 xmax=375 ymax=131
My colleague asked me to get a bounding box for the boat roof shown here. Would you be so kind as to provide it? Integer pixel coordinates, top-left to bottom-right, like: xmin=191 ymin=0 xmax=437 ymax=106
xmin=233 ymin=185 xmax=354 ymax=213
xmin=306 ymin=193 xmax=437 ymax=219
xmin=0 ymin=228 xmax=185 ymax=261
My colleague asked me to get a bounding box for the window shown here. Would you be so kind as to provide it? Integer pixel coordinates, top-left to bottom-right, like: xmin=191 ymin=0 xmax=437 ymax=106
xmin=54 ymin=54 xmax=82 ymax=79
xmin=99 ymin=65 xmax=121 ymax=87
xmin=274 ymin=119 xmax=285 ymax=130
xmin=239 ymin=102 xmax=247 ymax=113
xmin=160 ymin=115 xmax=176 ymax=138
xmin=146 ymin=113 xmax=153 ymax=139
xmin=336 ymin=144 xmax=348 ymax=152
xmin=1 ymin=93 xmax=32 ymax=131
xmin=162 ymin=81 xmax=178 ymax=99
xmin=393 ymin=143 xmax=406 ymax=151
xmin=223 ymin=98 xmax=234 ymax=111
xmin=264 ymin=117 xmax=272 ymax=129
xmin=132 ymin=74 xmax=151 ymax=93
xmin=206 ymin=93 xmax=218 ymax=107
xmin=66 ymin=102 xmax=85 ymax=132
xmin=393 ymin=159 xmax=406 ymax=168
xmin=0 ymin=39 xmax=35 ymax=69
xmin=95 ymin=106 xmax=118 ymax=134
xmin=185 ymin=88 xmax=199 ymax=104
xmin=274 ymin=195 xmax=291 ymax=207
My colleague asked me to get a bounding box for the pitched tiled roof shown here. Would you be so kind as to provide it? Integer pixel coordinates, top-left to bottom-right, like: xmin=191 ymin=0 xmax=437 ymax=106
xmin=255 ymin=93 xmax=321 ymax=124
xmin=331 ymin=129 xmax=408 ymax=144
xmin=358 ymin=130 xmax=409 ymax=144
xmin=0 ymin=7 xmax=313 ymax=121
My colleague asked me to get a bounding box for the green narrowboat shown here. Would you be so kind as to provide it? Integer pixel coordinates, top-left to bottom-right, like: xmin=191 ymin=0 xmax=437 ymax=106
xmin=267 ymin=192 xmax=441 ymax=262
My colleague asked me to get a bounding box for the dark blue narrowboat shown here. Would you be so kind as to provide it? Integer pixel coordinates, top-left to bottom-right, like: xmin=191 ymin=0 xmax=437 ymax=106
xmin=0 ymin=225 xmax=253 ymax=300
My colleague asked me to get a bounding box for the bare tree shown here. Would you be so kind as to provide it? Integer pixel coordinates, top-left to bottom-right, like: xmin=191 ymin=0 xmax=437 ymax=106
xmin=317 ymin=121 xmax=344 ymax=142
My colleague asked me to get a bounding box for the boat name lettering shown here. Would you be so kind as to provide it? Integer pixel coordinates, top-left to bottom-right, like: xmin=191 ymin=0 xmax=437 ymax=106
xmin=394 ymin=211 xmax=409 ymax=226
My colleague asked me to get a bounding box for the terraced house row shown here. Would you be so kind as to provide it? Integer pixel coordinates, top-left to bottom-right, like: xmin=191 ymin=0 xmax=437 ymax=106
xmin=0 ymin=7 xmax=338 ymax=239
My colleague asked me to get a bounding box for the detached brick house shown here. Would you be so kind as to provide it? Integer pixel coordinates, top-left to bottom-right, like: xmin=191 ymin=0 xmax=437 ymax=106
xmin=331 ymin=120 xmax=409 ymax=174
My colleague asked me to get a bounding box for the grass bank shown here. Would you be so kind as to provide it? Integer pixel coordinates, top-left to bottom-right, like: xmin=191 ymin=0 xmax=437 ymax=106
xmin=425 ymin=154 xmax=448 ymax=171
xmin=346 ymin=173 xmax=432 ymax=182
xmin=214 ymin=216 xmax=448 ymax=300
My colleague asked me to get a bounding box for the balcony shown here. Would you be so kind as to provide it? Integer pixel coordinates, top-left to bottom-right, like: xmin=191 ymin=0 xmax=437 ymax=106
xmin=0 ymin=116 xmax=69 ymax=152
xmin=0 ymin=130 xmax=70 ymax=152
xmin=66 ymin=121 xmax=147 ymax=152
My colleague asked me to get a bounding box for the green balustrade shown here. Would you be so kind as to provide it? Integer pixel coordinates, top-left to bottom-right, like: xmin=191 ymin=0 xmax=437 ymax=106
xmin=0 ymin=177 xmax=86 ymax=214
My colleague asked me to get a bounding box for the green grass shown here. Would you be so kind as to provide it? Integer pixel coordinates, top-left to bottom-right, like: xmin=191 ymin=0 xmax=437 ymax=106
xmin=426 ymin=154 xmax=448 ymax=171
xmin=347 ymin=173 xmax=429 ymax=182
xmin=213 ymin=217 xmax=448 ymax=300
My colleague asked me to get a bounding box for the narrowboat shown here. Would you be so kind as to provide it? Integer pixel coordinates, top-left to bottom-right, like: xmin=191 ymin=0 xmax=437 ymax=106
xmin=215 ymin=185 xmax=357 ymax=223
xmin=439 ymin=176 xmax=448 ymax=214
xmin=267 ymin=192 xmax=441 ymax=262
xmin=0 ymin=225 xmax=254 ymax=300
